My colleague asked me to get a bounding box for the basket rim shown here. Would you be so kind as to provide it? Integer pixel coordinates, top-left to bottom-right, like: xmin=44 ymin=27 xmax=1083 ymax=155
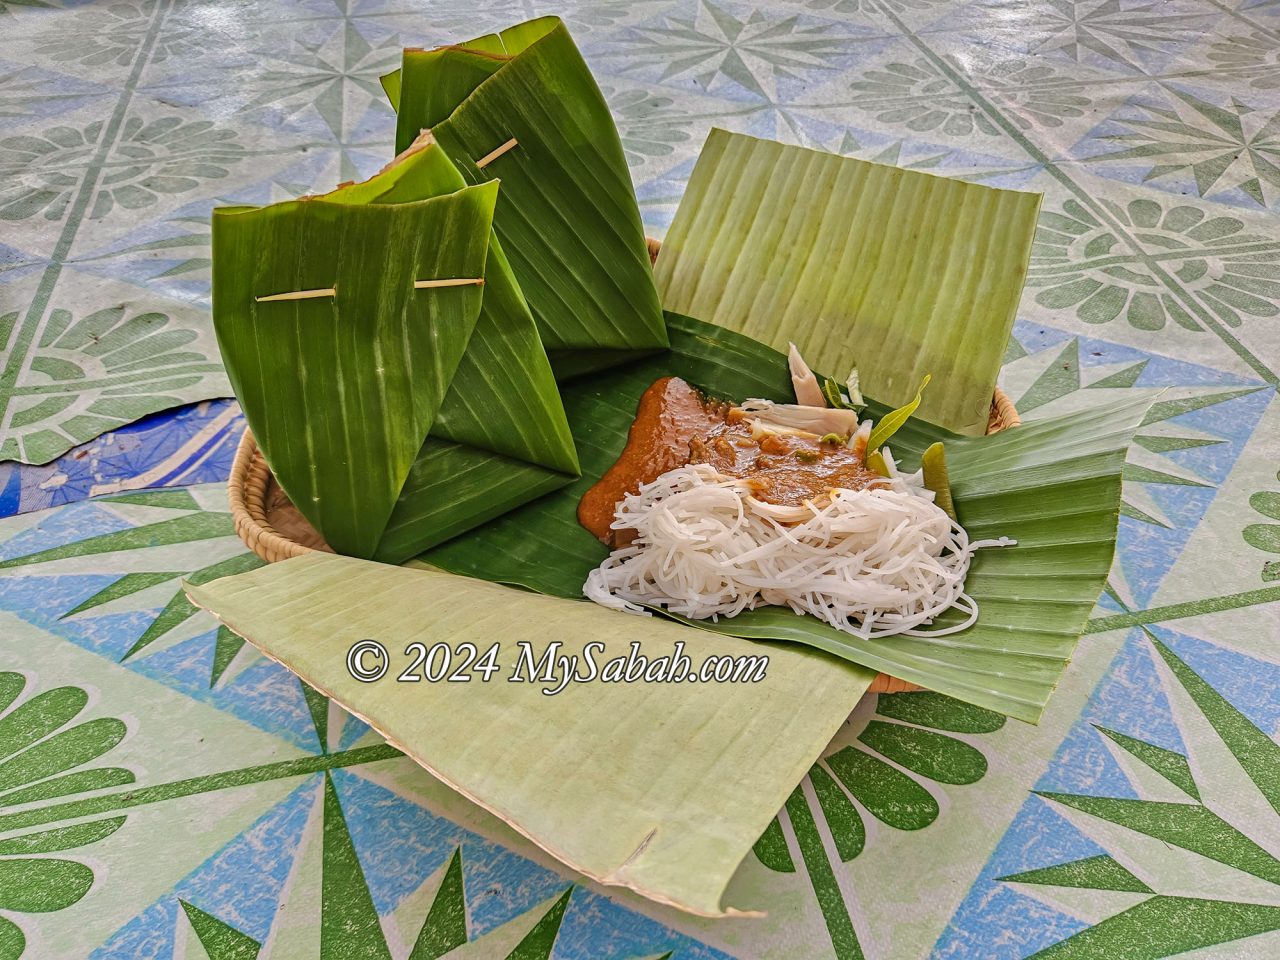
xmin=228 ymin=430 xmax=318 ymax=564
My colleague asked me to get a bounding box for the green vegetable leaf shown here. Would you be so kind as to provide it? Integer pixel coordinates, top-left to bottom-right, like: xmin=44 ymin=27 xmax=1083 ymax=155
xmin=869 ymin=374 xmax=931 ymax=454
xmin=921 ymin=441 xmax=957 ymax=520
xmin=821 ymin=377 xmax=857 ymax=410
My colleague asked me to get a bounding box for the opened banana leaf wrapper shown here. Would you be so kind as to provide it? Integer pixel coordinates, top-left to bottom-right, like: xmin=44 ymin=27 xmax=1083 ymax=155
xmin=196 ymin=16 xmax=1150 ymax=918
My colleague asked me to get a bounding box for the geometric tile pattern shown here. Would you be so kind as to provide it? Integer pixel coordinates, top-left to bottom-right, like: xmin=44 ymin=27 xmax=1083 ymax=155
xmin=1 ymin=1 xmax=1277 ymax=958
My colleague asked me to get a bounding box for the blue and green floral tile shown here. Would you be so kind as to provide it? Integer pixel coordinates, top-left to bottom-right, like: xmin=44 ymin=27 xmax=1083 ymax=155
xmin=598 ymin=0 xmax=894 ymax=108
xmin=2 ymin=0 xmax=1278 ymax=956
xmin=936 ymin=622 xmax=1280 ymax=959
xmin=1066 ymin=79 xmax=1280 ymax=211
xmin=914 ymin=0 xmax=1216 ymax=76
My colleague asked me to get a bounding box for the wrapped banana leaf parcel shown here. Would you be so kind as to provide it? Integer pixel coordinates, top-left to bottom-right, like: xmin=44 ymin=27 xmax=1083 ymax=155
xmin=212 ymin=136 xmax=581 ymax=564
xmin=384 ymin=15 xmax=669 ymax=378
xmin=199 ymin=27 xmax=1153 ymax=918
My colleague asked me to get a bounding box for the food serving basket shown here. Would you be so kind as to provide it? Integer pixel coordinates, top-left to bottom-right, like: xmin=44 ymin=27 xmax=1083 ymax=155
xmin=227 ymin=238 xmax=1021 ymax=694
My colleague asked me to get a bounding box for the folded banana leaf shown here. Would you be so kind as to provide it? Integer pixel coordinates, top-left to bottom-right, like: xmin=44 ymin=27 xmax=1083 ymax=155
xmin=186 ymin=554 xmax=875 ymax=917
xmin=383 ymin=17 xmax=669 ymax=375
xmin=654 ymin=129 xmax=1043 ymax=436
xmin=422 ymin=314 xmax=1152 ymax=723
xmin=212 ymin=139 xmax=578 ymax=563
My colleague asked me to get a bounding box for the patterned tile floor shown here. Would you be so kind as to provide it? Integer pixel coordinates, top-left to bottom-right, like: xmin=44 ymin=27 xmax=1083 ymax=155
xmin=1 ymin=1 xmax=1278 ymax=958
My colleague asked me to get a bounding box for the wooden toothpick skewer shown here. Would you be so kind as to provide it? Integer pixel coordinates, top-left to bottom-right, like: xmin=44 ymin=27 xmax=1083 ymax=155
xmin=255 ymin=288 xmax=336 ymax=302
xmin=413 ymin=278 xmax=485 ymax=289
xmin=474 ymin=137 xmax=518 ymax=169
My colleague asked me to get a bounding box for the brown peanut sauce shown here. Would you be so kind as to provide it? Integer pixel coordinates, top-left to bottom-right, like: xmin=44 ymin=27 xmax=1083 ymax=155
xmin=577 ymin=376 xmax=880 ymax=545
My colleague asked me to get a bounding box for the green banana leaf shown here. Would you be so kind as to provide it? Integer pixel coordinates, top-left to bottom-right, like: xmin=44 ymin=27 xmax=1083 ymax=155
xmin=653 ymin=129 xmax=1043 ymax=436
xmin=422 ymin=314 xmax=1152 ymax=723
xmin=186 ymin=553 xmax=875 ymax=917
xmin=384 ymin=17 xmax=669 ymax=374
xmin=212 ymin=139 xmax=578 ymax=564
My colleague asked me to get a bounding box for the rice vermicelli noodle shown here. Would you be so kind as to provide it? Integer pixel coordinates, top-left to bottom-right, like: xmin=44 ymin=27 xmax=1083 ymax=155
xmin=583 ymin=463 xmax=1013 ymax=639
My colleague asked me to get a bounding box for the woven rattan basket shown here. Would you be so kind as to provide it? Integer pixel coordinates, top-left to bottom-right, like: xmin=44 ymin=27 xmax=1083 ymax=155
xmin=228 ymin=237 xmax=1020 ymax=695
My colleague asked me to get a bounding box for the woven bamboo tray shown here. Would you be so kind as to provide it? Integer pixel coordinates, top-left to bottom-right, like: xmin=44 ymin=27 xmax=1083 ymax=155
xmin=228 ymin=237 xmax=1020 ymax=695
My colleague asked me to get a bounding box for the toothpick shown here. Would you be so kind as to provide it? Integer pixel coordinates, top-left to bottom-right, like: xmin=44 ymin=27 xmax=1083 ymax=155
xmin=255 ymin=288 xmax=336 ymax=302
xmin=474 ymin=137 xmax=518 ymax=169
xmin=413 ymin=278 xmax=485 ymax=289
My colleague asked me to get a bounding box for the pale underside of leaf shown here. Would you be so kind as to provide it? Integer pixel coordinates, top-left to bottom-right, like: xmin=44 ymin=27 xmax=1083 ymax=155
xmin=185 ymin=554 xmax=875 ymax=917
xmin=654 ymin=129 xmax=1043 ymax=436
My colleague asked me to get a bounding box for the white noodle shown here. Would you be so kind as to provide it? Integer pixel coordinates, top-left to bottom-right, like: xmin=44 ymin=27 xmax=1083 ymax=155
xmin=583 ymin=463 xmax=1014 ymax=639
